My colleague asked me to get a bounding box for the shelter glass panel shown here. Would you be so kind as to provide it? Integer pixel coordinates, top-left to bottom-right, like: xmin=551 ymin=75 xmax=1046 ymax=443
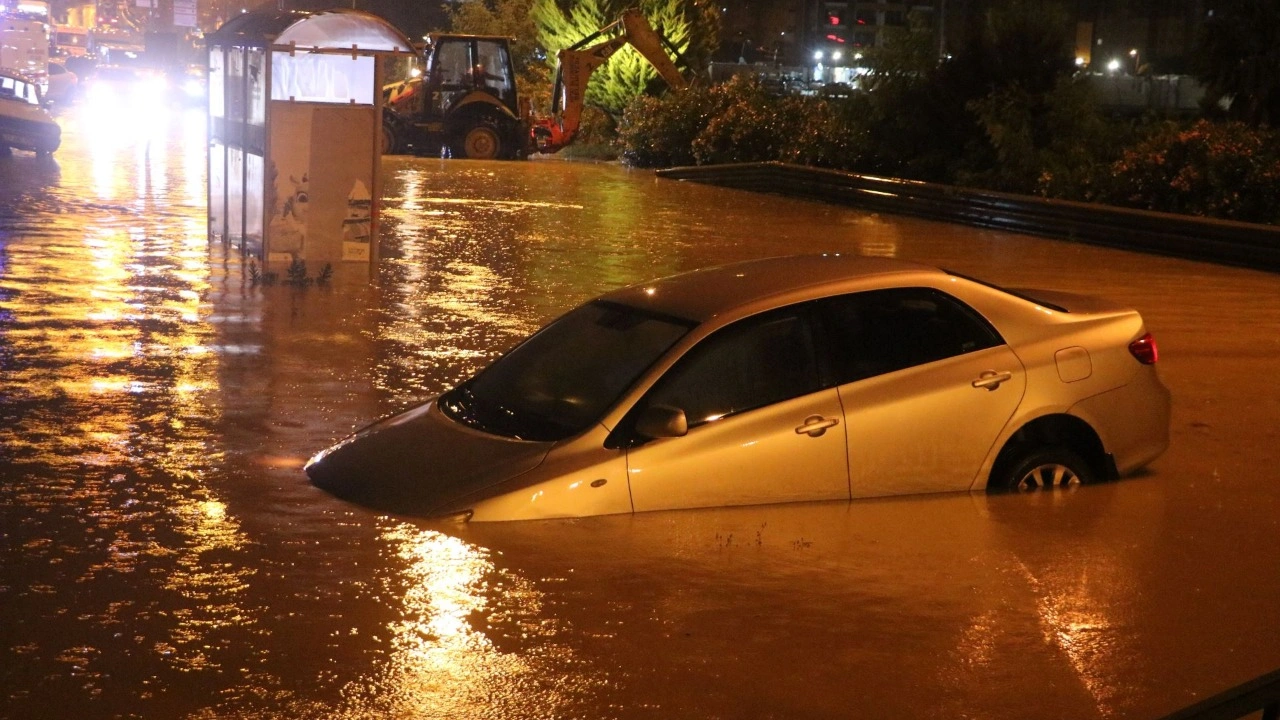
xmin=208 ymin=140 xmax=226 ymax=241
xmin=270 ymin=52 xmax=374 ymax=104
xmin=245 ymin=152 xmax=264 ymax=248
xmin=248 ymin=47 xmax=267 ymax=126
xmin=227 ymin=147 xmax=245 ymax=246
xmin=227 ymin=47 xmax=246 ymax=125
xmin=208 ymin=46 xmax=224 ymax=119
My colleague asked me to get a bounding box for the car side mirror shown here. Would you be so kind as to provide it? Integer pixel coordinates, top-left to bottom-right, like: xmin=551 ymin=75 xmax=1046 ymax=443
xmin=634 ymin=405 xmax=688 ymax=439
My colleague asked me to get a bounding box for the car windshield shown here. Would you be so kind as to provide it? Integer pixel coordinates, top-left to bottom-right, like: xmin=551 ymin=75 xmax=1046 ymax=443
xmin=440 ymin=300 xmax=694 ymax=441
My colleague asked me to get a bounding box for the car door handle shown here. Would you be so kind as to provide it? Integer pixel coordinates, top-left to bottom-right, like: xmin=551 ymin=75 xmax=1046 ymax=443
xmin=795 ymin=415 xmax=839 ymax=437
xmin=972 ymin=370 xmax=1013 ymax=391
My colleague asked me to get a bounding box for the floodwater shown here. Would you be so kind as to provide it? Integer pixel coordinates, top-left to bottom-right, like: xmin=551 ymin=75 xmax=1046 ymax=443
xmin=2 ymin=101 xmax=1279 ymax=720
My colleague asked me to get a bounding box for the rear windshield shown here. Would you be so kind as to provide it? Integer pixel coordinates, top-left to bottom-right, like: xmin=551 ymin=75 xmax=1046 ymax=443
xmin=945 ymin=270 xmax=1070 ymax=313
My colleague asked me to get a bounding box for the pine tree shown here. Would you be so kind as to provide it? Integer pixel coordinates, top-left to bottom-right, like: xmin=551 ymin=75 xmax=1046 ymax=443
xmin=532 ymin=0 xmax=719 ymax=117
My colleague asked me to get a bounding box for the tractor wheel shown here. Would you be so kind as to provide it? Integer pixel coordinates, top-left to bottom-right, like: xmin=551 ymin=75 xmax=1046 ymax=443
xmin=455 ymin=124 xmax=502 ymax=160
xmin=381 ymin=120 xmax=400 ymax=155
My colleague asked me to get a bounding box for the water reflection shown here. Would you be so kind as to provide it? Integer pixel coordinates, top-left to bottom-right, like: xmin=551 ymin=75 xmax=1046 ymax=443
xmin=4 ymin=111 xmax=1280 ymax=719
xmin=0 ymin=99 xmax=255 ymax=713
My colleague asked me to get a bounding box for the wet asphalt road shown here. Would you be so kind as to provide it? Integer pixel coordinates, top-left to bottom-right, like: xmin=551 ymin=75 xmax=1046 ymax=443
xmin=1 ymin=100 xmax=1279 ymax=719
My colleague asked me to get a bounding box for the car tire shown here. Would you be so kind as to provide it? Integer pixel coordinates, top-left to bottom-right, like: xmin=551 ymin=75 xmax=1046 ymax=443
xmin=996 ymin=446 xmax=1095 ymax=491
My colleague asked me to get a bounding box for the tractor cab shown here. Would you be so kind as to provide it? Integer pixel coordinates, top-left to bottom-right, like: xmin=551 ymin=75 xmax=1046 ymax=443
xmin=426 ymin=35 xmax=518 ymax=116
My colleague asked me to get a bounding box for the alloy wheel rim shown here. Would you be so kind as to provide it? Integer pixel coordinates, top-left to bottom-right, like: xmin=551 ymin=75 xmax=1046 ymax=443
xmin=1015 ymin=463 xmax=1081 ymax=491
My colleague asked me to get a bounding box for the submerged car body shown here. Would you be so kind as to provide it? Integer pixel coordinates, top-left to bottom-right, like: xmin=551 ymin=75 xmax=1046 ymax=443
xmin=307 ymin=255 xmax=1171 ymax=521
xmin=0 ymin=70 xmax=60 ymax=155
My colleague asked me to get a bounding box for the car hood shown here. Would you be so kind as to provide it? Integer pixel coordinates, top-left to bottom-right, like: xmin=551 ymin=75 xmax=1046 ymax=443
xmin=305 ymin=400 xmax=554 ymax=516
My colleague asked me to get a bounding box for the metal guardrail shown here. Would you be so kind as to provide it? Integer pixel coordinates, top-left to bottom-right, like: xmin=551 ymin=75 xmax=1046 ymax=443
xmin=655 ymin=162 xmax=1280 ymax=273
xmin=1156 ymin=668 xmax=1280 ymax=720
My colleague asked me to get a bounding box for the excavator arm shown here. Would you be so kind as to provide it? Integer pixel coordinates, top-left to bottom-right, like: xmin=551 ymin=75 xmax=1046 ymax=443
xmin=534 ymin=9 xmax=692 ymax=153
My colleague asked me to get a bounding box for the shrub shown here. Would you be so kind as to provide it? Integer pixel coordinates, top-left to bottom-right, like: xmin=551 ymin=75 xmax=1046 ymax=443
xmin=1103 ymin=120 xmax=1280 ymax=223
xmin=617 ymin=84 xmax=724 ymax=168
xmin=619 ymin=75 xmax=870 ymax=170
xmin=690 ymin=76 xmax=793 ymax=165
xmin=962 ymin=75 xmax=1125 ymax=200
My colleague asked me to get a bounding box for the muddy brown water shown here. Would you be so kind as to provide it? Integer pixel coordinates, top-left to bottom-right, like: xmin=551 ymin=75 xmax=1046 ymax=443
xmin=2 ymin=104 xmax=1279 ymax=719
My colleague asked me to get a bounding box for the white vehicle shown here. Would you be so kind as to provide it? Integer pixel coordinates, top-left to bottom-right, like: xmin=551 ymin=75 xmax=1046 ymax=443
xmin=0 ymin=68 xmax=60 ymax=154
xmin=1 ymin=6 xmax=50 ymax=92
xmin=307 ymin=255 xmax=1172 ymax=522
xmin=44 ymin=58 xmax=75 ymax=103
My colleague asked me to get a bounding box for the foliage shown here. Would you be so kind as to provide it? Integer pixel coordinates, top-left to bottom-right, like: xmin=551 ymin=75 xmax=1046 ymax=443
xmin=963 ymin=75 xmax=1120 ymax=199
xmin=617 ymin=83 xmax=723 ymax=167
xmin=687 ymin=76 xmax=862 ymax=168
xmin=850 ymin=1 xmax=1077 ymax=183
xmin=532 ymin=0 xmax=719 ymax=117
xmin=1193 ymin=0 xmax=1280 ymax=126
xmin=617 ymin=75 xmax=866 ymax=169
xmin=614 ymin=0 xmax=1280 ymax=226
xmin=248 ymin=259 xmax=333 ymax=287
xmin=689 ymin=76 xmax=790 ymax=164
xmin=1101 ymin=120 xmax=1280 ymax=223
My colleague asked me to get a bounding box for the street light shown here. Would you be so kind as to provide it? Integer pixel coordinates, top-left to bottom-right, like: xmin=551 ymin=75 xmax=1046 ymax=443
xmin=1106 ymin=58 xmax=1121 ymax=74
xmin=1129 ymin=48 xmax=1140 ymax=74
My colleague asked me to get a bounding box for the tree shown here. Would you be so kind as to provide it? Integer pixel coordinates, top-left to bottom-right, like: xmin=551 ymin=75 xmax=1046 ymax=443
xmin=532 ymin=0 xmax=719 ymax=117
xmin=1194 ymin=0 xmax=1280 ymax=126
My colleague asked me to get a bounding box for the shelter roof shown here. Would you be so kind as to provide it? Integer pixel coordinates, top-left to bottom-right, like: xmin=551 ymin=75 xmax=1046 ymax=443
xmin=207 ymin=8 xmax=414 ymax=52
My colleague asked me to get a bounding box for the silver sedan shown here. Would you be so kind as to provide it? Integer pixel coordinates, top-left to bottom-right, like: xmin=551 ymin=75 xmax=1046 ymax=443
xmin=306 ymin=254 xmax=1171 ymax=521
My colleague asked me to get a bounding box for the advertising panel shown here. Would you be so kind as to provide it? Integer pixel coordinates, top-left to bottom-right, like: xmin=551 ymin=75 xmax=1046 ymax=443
xmin=266 ymin=102 xmax=375 ymax=264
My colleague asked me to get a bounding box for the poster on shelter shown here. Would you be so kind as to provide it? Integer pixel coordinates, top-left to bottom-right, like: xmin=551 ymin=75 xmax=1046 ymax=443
xmin=310 ymin=105 xmax=376 ymax=262
xmin=266 ymin=103 xmax=376 ymax=264
xmin=266 ymin=101 xmax=313 ymax=263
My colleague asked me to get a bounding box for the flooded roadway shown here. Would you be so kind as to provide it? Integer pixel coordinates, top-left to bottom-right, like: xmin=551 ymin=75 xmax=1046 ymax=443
xmin=1 ymin=101 xmax=1279 ymax=720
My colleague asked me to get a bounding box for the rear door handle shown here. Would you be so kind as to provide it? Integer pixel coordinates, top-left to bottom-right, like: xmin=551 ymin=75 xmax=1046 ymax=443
xmin=795 ymin=415 xmax=839 ymax=437
xmin=972 ymin=370 xmax=1013 ymax=391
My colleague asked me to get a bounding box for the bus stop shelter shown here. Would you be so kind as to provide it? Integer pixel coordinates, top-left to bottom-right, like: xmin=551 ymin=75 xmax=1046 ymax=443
xmin=207 ymin=9 xmax=414 ymax=268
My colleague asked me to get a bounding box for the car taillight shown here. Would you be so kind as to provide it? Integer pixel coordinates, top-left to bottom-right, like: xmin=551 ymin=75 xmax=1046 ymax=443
xmin=1129 ymin=332 xmax=1159 ymax=364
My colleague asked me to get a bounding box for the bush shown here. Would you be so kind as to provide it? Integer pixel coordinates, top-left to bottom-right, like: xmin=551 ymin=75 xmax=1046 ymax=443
xmin=1103 ymin=120 xmax=1280 ymax=223
xmin=690 ymin=77 xmax=786 ymax=165
xmin=617 ymin=85 xmax=724 ymax=168
xmin=962 ymin=75 xmax=1126 ymax=200
xmin=619 ymin=75 xmax=869 ymax=170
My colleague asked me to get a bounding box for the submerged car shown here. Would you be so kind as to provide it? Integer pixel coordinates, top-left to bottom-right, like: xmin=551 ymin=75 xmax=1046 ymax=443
xmin=0 ymin=70 xmax=61 ymax=156
xmin=307 ymin=255 xmax=1171 ymax=521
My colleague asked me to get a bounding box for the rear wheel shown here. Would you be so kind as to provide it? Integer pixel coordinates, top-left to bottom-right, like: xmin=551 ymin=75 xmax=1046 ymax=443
xmin=380 ymin=120 xmax=399 ymax=155
xmin=997 ymin=446 xmax=1095 ymax=491
xmin=455 ymin=124 xmax=502 ymax=160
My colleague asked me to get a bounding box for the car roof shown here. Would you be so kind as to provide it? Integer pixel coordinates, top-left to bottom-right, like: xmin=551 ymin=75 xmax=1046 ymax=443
xmin=599 ymin=254 xmax=947 ymax=323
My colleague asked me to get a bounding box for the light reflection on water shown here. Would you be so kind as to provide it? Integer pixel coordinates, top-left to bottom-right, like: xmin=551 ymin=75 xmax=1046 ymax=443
xmin=3 ymin=105 xmax=1280 ymax=719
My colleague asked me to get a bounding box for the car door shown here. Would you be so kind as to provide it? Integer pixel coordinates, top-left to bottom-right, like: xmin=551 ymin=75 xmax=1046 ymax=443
xmin=814 ymin=288 xmax=1026 ymax=498
xmin=624 ymin=305 xmax=850 ymax=513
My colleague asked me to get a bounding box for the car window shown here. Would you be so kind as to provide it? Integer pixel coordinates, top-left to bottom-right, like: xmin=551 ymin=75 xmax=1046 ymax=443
xmin=441 ymin=301 xmax=693 ymax=441
xmin=642 ymin=307 xmax=822 ymax=429
xmin=815 ymin=288 xmax=1002 ymax=384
